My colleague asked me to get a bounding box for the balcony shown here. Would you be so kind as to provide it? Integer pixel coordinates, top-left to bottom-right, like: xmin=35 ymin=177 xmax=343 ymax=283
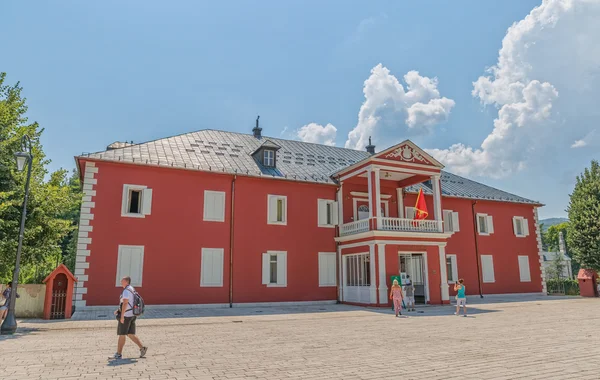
xmin=340 ymin=217 xmax=444 ymax=236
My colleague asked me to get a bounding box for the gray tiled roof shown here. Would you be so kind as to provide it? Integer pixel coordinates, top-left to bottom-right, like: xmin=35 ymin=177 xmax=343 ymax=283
xmin=79 ymin=129 xmax=539 ymax=205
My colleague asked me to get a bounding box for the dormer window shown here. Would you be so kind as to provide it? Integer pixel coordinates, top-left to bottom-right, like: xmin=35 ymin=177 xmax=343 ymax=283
xmin=264 ymin=150 xmax=275 ymax=167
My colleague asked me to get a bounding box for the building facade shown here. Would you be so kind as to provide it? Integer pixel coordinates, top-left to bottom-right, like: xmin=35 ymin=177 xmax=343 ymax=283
xmin=73 ymin=127 xmax=545 ymax=310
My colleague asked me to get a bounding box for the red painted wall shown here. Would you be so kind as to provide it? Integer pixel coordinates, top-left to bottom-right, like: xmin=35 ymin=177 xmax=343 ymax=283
xmin=83 ymin=161 xmax=337 ymax=306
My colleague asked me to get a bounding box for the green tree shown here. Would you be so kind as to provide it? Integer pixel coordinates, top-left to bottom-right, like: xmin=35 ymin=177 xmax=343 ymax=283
xmin=545 ymin=222 xmax=570 ymax=252
xmin=567 ymin=160 xmax=600 ymax=272
xmin=0 ymin=72 xmax=80 ymax=283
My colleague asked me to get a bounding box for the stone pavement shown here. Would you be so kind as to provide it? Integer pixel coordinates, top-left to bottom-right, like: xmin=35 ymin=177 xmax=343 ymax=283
xmin=1 ymin=297 xmax=599 ymax=380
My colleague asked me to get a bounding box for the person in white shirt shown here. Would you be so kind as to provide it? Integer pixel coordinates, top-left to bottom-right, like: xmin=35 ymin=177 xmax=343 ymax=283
xmin=112 ymin=276 xmax=147 ymax=359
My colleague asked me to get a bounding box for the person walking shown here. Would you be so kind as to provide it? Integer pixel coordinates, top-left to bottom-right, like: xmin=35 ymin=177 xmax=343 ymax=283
xmin=454 ymin=278 xmax=467 ymax=317
xmin=0 ymin=282 xmax=20 ymax=321
xmin=389 ymin=279 xmax=404 ymax=318
xmin=404 ymin=275 xmax=416 ymax=312
xmin=112 ymin=276 xmax=147 ymax=359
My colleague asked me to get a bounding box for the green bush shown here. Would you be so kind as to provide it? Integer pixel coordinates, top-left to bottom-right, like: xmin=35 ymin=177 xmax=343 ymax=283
xmin=546 ymin=278 xmax=580 ymax=296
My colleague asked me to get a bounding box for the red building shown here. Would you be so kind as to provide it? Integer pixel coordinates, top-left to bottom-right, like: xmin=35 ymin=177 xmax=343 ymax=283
xmin=73 ymin=125 xmax=545 ymax=310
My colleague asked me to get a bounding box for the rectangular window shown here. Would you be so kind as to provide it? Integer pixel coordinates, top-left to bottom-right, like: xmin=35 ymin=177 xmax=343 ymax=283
xmin=513 ymin=217 xmax=529 ymax=237
xmin=443 ymin=210 xmax=460 ymax=233
xmin=345 ymin=253 xmax=370 ymax=286
xmin=264 ymin=150 xmax=275 ymax=167
xmin=121 ymin=185 xmax=153 ymax=217
xmin=477 ymin=213 xmax=494 ymax=235
xmin=318 ymin=199 xmax=338 ymax=227
xmin=116 ymin=245 xmax=144 ymax=287
xmin=405 ymin=207 xmax=416 ymax=220
xmin=268 ymin=195 xmax=287 ymax=225
xmin=446 ymin=254 xmax=458 ymax=283
xmin=518 ymin=255 xmax=531 ymax=282
xmin=203 ymin=190 xmax=226 ymax=222
xmin=262 ymin=251 xmax=287 ymax=286
xmin=200 ymin=248 xmax=224 ymax=287
xmin=318 ymin=252 xmax=336 ymax=287
xmin=481 ymin=255 xmax=495 ymax=283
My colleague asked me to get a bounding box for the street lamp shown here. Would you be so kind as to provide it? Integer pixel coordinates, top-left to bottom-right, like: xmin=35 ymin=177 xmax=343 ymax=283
xmin=1 ymin=135 xmax=33 ymax=335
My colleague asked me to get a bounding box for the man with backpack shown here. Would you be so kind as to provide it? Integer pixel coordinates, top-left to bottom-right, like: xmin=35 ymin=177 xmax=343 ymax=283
xmin=112 ymin=276 xmax=148 ymax=359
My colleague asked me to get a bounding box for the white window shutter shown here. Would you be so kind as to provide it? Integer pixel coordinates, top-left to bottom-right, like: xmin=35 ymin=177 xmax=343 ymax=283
xmin=332 ymin=202 xmax=339 ymax=225
xmin=201 ymin=248 xmax=224 ymax=286
xmin=487 ymin=215 xmax=494 ymax=234
xmin=203 ymin=191 xmax=214 ymax=220
xmin=277 ymin=252 xmax=287 ymax=286
xmin=329 ymin=254 xmax=336 ymax=285
xmin=518 ymin=256 xmax=531 ymax=282
xmin=443 ymin=210 xmax=451 ymax=232
xmin=215 ymin=192 xmax=225 ymax=221
xmin=481 ymin=255 xmax=495 ymax=283
xmin=318 ymin=200 xmax=328 ymax=226
xmin=129 ymin=246 xmax=144 ymax=286
xmin=262 ymin=253 xmax=270 ymax=285
xmin=405 ymin=207 xmax=415 ymax=219
xmin=268 ymin=196 xmax=278 ymax=222
xmin=476 ymin=215 xmax=482 ymax=234
xmin=201 ymin=249 xmax=214 ymax=285
xmin=318 ymin=254 xmax=326 ymax=285
xmin=523 ymin=219 xmax=529 ymax=236
xmin=452 ymin=212 xmax=460 ymax=232
xmin=512 ymin=217 xmax=518 ymax=236
xmin=142 ymin=189 xmax=153 ymax=215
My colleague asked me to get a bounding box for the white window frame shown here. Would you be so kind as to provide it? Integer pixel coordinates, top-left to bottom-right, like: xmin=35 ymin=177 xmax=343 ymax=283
xmin=353 ymin=198 xmax=389 ymax=220
xmin=200 ymin=248 xmax=224 ymax=287
xmin=121 ymin=184 xmax=153 ymax=218
xmin=318 ymin=199 xmax=338 ymax=228
xmin=264 ymin=150 xmax=275 ymax=167
xmin=318 ymin=252 xmax=337 ymax=287
xmin=518 ymin=255 xmax=531 ymax=282
xmin=476 ymin=213 xmax=494 ymax=236
xmin=481 ymin=255 xmax=495 ymax=283
xmin=267 ymin=195 xmax=287 ymax=225
xmin=446 ymin=254 xmax=458 ymax=284
xmin=115 ymin=245 xmax=144 ymax=287
xmin=203 ymin=190 xmax=226 ymax=222
xmin=262 ymin=251 xmax=287 ymax=287
xmin=513 ymin=216 xmax=529 ymax=238
xmin=443 ymin=210 xmax=460 ymax=233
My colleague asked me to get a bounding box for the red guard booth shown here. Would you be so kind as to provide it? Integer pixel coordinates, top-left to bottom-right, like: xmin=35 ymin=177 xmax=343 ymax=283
xmin=43 ymin=264 xmax=77 ymax=320
xmin=577 ymin=269 xmax=599 ymax=298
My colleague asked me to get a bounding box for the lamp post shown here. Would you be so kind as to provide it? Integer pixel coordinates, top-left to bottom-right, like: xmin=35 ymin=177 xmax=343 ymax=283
xmin=1 ymin=135 xmax=33 ymax=335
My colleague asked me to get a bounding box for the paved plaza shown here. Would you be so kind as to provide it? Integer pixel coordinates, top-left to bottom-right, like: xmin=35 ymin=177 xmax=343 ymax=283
xmin=1 ymin=296 xmax=599 ymax=380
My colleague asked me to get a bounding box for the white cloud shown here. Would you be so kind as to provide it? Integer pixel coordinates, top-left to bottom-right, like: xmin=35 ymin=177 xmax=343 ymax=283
xmin=428 ymin=0 xmax=600 ymax=178
xmin=345 ymin=64 xmax=455 ymax=150
xmin=297 ymin=123 xmax=337 ymax=146
xmin=571 ymin=129 xmax=597 ymax=148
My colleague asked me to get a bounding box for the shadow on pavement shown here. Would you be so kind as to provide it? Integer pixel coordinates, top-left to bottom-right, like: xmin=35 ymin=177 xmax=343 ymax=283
xmin=0 ymin=326 xmax=41 ymax=341
xmin=107 ymin=358 xmax=139 ymax=367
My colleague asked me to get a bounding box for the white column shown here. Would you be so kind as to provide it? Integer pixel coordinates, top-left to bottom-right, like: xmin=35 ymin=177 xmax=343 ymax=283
xmin=369 ymin=244 xmax=377 ymax=304
xmin=367 ymin=168 xmax=373 ymax=220
xmin=337 ymin=245 xmax=343 ymax=302
xmin=374 ymin=168 xmax=382 ymax=229
xmin=377 ymin=244 xmax=387 ymax=304
xmin=438 ymin=245 xmax=450 ymax=302
xmin=396 ymin=188 xmax=404 ymax=218
xmin=432 ymin=175 xmax=442 ymax=232
xmin=337 ymin=182 xmax=344 ymax=227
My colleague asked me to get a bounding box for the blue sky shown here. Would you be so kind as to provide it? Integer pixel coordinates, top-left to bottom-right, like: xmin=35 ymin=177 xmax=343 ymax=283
xmin=3 ymin=0 xmax=598 ymax=219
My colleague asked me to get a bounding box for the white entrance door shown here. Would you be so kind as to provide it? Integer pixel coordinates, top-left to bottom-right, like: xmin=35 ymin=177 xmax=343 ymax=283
xmin=342 ymin=253 xmax=371 ymax=304
xmin=399 ymin=253 xmax=428 ymax=303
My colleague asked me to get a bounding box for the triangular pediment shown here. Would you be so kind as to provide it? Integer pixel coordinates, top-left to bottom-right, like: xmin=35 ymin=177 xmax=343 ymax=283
xmin=374 ymin=140 xmax=443 ymax=168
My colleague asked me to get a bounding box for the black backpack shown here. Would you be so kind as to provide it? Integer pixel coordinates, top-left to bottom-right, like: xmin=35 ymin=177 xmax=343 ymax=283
xmin=125 ymin=286 xmax=145 ymax=317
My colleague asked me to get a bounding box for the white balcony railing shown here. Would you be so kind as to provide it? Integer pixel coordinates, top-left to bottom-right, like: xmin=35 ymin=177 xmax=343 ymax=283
xmin=380 ymin=217 xmax=443 ymax=233
xmin=340 ymin=219 xmax=370 ymax=236
xmin=340 ymin=217 xmax=443 ymax=236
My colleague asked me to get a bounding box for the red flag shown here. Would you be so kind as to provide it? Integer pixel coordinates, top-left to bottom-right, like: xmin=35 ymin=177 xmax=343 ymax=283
xmin=414 ymin=188 xmax=428 ymax=220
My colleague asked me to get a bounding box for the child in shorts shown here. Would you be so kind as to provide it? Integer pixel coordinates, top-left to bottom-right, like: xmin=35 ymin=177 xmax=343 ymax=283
xmin=454 ymin=279 xmax=467 ymax=317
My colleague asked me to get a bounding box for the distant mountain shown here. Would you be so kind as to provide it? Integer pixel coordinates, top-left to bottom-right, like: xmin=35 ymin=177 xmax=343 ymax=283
xmin=539 ymin=218 xmax=568 ymax=230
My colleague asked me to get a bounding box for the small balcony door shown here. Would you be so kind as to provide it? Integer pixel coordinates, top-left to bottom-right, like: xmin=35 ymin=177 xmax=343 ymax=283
xmin=354 ymin=200 xmax=389 ymax=220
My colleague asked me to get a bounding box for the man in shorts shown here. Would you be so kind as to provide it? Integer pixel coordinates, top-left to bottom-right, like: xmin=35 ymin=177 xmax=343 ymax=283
xmin=113 ymin=276 xmax=147 ymax=359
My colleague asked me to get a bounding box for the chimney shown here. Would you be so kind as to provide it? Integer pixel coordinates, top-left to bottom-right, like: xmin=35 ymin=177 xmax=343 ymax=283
xmin=252 ymin=115 xmax=262 ymax=139
xmin=365 ymin=136 xmax=376 ymax=155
